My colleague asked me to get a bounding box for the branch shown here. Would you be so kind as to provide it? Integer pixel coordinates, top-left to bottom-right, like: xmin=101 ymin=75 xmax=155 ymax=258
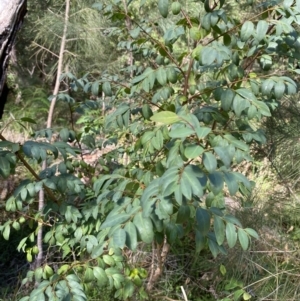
xmin=0 ymin=133 xmax=59 ymax=204
xmin=47 ymin=0 xmax=70 ymax=128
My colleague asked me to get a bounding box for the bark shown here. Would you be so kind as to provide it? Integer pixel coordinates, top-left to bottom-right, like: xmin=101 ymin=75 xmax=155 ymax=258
xmin=0 ymin=0 xmax=27 ymax=118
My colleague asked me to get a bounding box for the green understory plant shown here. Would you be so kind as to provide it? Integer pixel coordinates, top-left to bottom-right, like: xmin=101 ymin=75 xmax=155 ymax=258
xmin=1 ymin=0 xmax=300 ymax=299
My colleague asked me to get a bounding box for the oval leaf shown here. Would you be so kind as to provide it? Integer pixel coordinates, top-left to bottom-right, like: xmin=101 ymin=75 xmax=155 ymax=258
xmin=203 ymin=152 xmax=217 ymax=172
xmin=214 ymin=215 xmax=225 ymax=245
xmin=240 ymin=21 xmax=254 ymax=42
xmin=133 ymin=212 xmax=154 ymax=243
xmin=151 ymin=111 xmax=180 ymax=124
xmin=196 ymin=207 xmax=210 ymax=235
xmin=226 ymin=223 xmax=237 ymax=248
xmin=238 ymin=228 xmax=249 ymax=250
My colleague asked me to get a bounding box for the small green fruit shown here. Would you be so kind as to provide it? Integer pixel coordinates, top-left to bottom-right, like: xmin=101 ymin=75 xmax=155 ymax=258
xmin=26 ymin=252 xmax=32 ymax=263
xmin=171 ymin=2 xmax=181 ymax=15
xmin=190 ymin=27 xmax=201 ymax=41
xmin=19 ymin=216 xmax=26 ymax=224
xmin=156 ymin=55 xmax=164 ymax=65
xmin=32 ymin=246 xmax=39 ymax=255
xmin=178 ymin=95 xmax=187 ymax=104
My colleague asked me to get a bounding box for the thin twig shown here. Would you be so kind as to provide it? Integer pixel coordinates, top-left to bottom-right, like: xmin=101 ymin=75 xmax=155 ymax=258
xmin=181 ymin=286 xmax=188 ymax=301
xmin=30 ymin=42 xmax=59 ymax=58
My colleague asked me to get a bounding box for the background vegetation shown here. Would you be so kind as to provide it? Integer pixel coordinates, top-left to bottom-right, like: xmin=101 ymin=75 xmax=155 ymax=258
xmin=2 ymin=0 xmax=300 ymax=300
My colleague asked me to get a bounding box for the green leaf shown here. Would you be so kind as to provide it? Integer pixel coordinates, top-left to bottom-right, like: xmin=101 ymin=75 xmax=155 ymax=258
xmin=233 ymin=94 xmax=250 ymax=117
xmin=236 ymin=88 xmax=257 ymax=101
xmin=133 ymin=212 xmax=154 ymax=243
xmin=201 ymin=14 xmax=211 ymax=31
xmin=102 ymin=82 xmax=112 ymax=96
xmin=233 ymin=172 xmax=251 ymax=188
xmin=17 ymin=237 xmax=27 ymax=252
xmin=12 ymin=221 xmax=20 ymax=231
xmin=20 ymin=117 xmax=37 ymax=124
xmin=240 ymin=21 xmax=254 ymax=42
xmin=220 ymin=264 xmax=226 ymax=275
xmin=201 ymin=47 xmax=218 ymax=65
xmin=223 ymin=172 xmax=239 ymax=195
xmin=221 ymin=89 xmax=235 ymax=111
xmin=3 ymin=224 xmax=10 ymax=240
xmin=84 ymin=267 xmax=95 ymax=283
xmin=182 ymin=165 xmax=205 ymax=197
xmin=208 ymin=171 xmax=224 ymax=195
xmin=131 ymin=67 xmax=153 ymax=84
xmin=253 ymin=99 xmax=271 ymax=117
xmin=196 ymin=207 xmax=210 ymax=235
xmin=157 ymin=197 xmax=173 ymax=218
xmin=244 ymin=228 xmax=259 ymax=239
xmin=226 ymin=223 xmax=237 ymax=248
xmin=151 ymin=111 xmax=180 ymax=124
xmin=125 ymin=222 xmax=138 ymax=250
xmin=165 ymin=222 xmax=178 ymax=243
xmin=6 ymin=197 xmax=16 ymax=212
xmin=91 ymin=243 xmax=106 ymax=259
xmin=203 ymin=152 xmax=217 ymax=172
xmin=113 ymin=228 xmax=126 ymax=249
xmin=142 ymin=104 xmax=153 ymax=120
xmin=156 ymin=68 xmax=167 ymax=86
xmin=91 ymin=81 xmax=99 ymax=96
xmin=176 ymin=205 xmax=190 ymax=223
xmin=248 ymin=105 xmax=257 ymax=119
xmin=256 ymin=20 xmax=268 ymax=42
xmin=103 ymin=255 xmax=115 ymax=266
xmin=184 ymin=145 xmax=204 ymax=159
xmin=223 ymin=33 xmax=231 ymax=46
xmin=224 ymin=135 xmax=249 ymax=152
xmin=214 ymin=147 xmax=231 ymax=167
xmin=234 ymin=289 xmax=245 ymax=300
xmin=160 ymin=166 xmax=180 ymax=196
xmin=195 ymin=230 xmax=206 ymax=253
xmin=204 ymin=0 xmax=212 ymax=12
xmin=274 ymin=80 xmax=285 ymax=99
xmin=141 ymin=178 xmax=160 ymax=217
xmin=158 ymin=0 xmax=169 ymax=18
xmin=152 ymin=130 xmax=164 ymax=150
xmin=238 ymin=228 xmax=249 ymax=250
xmin=167 ymin=67 xmax=178 ymax=83
xmin=0 ymin=157 xmax=10 ymax=178
xmin=150 ymin=213 xmax=164 ymax=232
xmin=214 ymin=215 xmax=225 ymax=245
xmin=243 ymin=292 xmax=252 ymax=300
xmin=169 ymin=126 xmax=195 ymax=138
xmin=195 ymin=127 xmax=211 ymax=139
xmin=129 ymin=27 xmax=140 ymax=39
xmin=100 ymin=213 xmax=131 ymax=230
xmin=180 ymin=174 xmax=193 ymax=200
xmin=208 ymin=239 xmax=219 ymax=258
xmin=261 ymin=78 xmax=275 ymax=96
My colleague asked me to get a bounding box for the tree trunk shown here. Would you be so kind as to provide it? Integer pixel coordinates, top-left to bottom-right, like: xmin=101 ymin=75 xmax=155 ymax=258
xmin=0 ymin=0 xmax=27 ymax=118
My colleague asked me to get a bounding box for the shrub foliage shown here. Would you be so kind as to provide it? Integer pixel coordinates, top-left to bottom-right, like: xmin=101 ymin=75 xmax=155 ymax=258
xmin=1 ymin=0 xmax=300 ymax=299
